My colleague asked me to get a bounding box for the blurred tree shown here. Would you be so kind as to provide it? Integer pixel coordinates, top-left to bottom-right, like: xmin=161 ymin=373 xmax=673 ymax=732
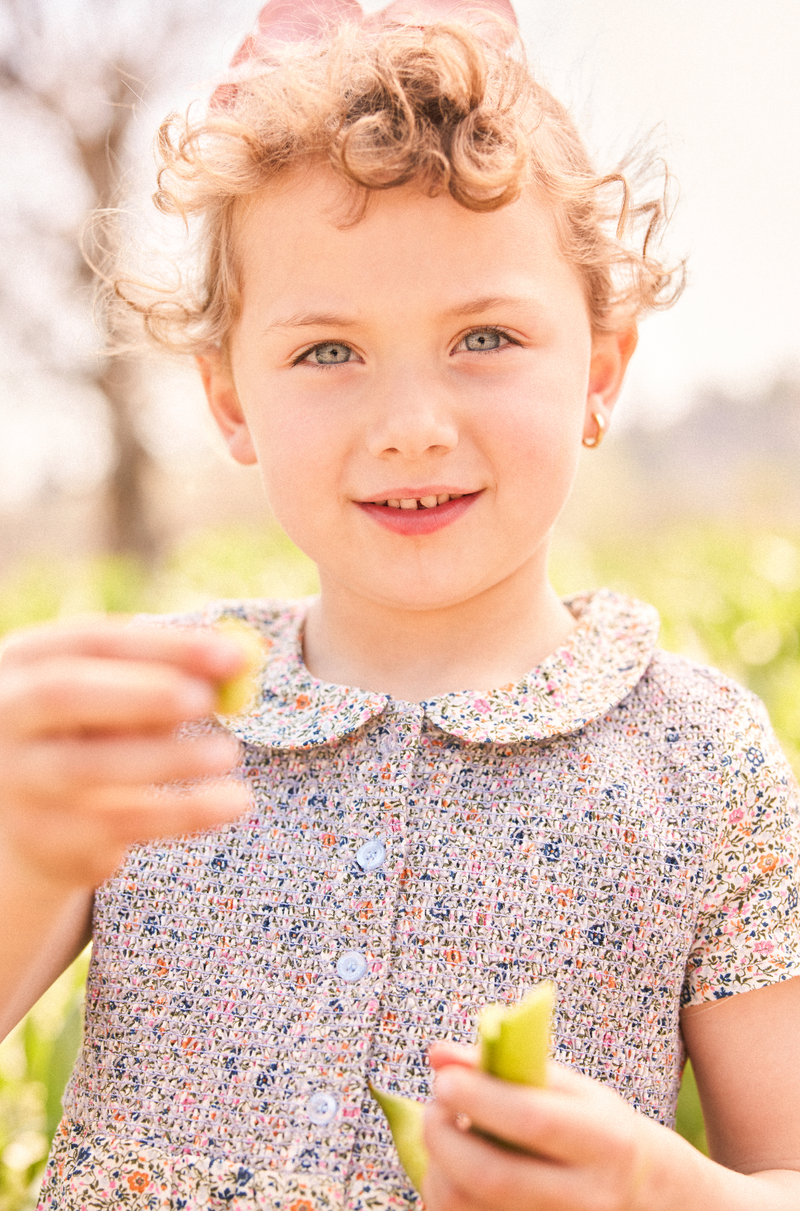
xmin=0 ymin=0 xmax=252 ymax=560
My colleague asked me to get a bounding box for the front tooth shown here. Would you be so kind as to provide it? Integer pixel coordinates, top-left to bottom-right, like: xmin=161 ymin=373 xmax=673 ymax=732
xmin=419 ymin=496 xmax=438 ymax=508
xmin=400 ymin=498 xmax=418 ymax=509
xmin=387 ymin=499 xmax=401 ymax=508
xmin=436 ymin=493 xmax=449 ymax=504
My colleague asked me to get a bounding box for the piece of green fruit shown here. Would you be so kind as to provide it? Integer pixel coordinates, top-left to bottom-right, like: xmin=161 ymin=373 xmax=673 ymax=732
xmin=370 ymin=980 xmax=555 ymax=1195
xmin=478 ymin=980 xmax=555 ymax=1086
xmin=368 ymin=1083 xmax=429 ymax=1196
xmin=213 ymin=617 xmax=268 ymax=715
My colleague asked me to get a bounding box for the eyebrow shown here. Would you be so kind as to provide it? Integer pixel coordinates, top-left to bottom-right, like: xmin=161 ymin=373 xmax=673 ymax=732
xmin=442 ymin=294 xmax=539 ymax=318
xmin=265 ymin=311 xmax=359 ymax=332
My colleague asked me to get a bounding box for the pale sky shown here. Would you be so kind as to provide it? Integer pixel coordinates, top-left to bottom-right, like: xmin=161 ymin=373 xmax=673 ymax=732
xmin=506 ymin=0 xmax=800 ymax=423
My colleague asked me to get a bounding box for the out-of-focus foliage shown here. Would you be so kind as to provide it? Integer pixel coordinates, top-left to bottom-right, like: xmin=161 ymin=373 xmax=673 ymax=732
xmin=0 ymin=952 xmax=89 ymax=1211
xmin=155 ymin=524 xmax=321 ymax=611
xmin=675 ymin=1061 xmax=707 ymax=1155
xmin=7 ymin=518 xmax=800 ymax=1206
xmin=550 ymin=525 xmax=800 ymax=774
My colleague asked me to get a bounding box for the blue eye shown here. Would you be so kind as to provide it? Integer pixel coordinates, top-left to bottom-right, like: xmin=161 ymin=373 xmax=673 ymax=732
xmin=305 ymin=342 xmax=354 ymax=365
xmin=460 ymin=329 xmax=509 ymax=353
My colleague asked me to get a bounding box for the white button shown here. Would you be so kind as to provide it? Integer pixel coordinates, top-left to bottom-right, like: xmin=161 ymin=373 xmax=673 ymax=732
xmin=356 ymin=839 xmax=386 ymax=871
xmin=336 ymin=950 xmax=368 ymax=982
xmin=307 ymin=1091 xmax=338 ymax=1125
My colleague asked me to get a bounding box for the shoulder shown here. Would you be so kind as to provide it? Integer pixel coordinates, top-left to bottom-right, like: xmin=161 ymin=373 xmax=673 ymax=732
xmin=634 ymin=647 xmax=767 ymax=731
xmin=624 ymin=647 xmax=794 ymax=795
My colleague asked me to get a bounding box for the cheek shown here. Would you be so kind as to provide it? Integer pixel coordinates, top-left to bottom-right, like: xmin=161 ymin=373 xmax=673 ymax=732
xmin=244 ymin=396 xmax=345 ymax=528
xmin=488 ymin=385 xmax=585 ymax=495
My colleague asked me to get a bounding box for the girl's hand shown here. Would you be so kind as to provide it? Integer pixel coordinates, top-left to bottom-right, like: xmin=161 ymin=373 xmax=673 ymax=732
xmin=0 ymin=618 xmax=251 ymax=889
xmin=423 ymin=1043 xmax=674 ymax=1211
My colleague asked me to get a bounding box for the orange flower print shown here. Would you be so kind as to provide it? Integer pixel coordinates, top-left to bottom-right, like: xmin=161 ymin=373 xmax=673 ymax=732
xmin=290 ymin=1201 xmax=314 ymax=1211
xmin=126 ymin=1171 xmax=149 ymax=1193
xmin=758 ymin=853 xmax=778 ymax=873
xmin=295 ymin=693 xmax=311 ymax=709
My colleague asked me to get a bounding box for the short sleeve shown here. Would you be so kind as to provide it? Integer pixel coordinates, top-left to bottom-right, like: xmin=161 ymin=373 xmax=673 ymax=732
xmin=682 ymin=692 xmax=800 ymax=1006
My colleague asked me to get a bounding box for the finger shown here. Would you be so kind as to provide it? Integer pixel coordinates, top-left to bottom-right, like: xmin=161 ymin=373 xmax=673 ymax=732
xmin=433 ymin=1064 xmax=615 ymax=1166
xmin=6 ymin=781 xmax=251 ymax=886
xmin=1 ymin=617 xmax=248 ymax=682
xmin=545 ymin=1061 xmax=606 ymax=1098
xmin=429 ymin=1041 xmax=479 ymax=1071
xmin=5 ymin=733 xmax=242 ymax=795
xmin=423 ymin=1100 xmax=579 ymax=1211
xmin=0 ymin=657 xmax=218 ymax=738
xmin=422 ymin=1160 xmax=486 ymax=1211
xmin=78 ymin=778 xmax=252 ymax=842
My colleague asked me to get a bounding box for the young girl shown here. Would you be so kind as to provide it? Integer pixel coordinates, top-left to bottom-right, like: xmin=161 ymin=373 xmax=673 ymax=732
xmin=1 ymin=1 xmax=799 ymax=1208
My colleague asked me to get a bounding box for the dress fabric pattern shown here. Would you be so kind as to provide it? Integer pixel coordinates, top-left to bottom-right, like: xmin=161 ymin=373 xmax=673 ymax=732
xmin=38 ymin=590 xmax=800 ymax=1209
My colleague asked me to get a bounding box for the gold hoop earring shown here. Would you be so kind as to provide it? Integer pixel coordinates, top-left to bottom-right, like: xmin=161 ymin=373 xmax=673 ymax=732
xmin=582 ymin=411 xmax=606 ymax=449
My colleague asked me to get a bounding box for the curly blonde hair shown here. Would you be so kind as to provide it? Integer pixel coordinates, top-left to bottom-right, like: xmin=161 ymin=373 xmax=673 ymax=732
xmin=114 ymin=15 xmax=683 ymax=352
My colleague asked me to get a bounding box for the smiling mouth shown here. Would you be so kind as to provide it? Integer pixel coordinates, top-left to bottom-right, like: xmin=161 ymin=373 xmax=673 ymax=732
xmin=367 ymin=492 xmax=470 ymax=509
xmin=356 ymin=490 xmax=480 ymax=535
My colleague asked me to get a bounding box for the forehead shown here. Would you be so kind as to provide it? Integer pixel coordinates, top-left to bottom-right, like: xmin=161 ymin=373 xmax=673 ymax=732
xmin=234 ymin=166 xmax=585 ymax=318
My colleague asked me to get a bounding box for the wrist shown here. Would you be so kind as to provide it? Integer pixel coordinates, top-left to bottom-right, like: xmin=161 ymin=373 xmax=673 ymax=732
xmin=0 ymin=843 xmax=93 ymax=1040
xmin=0 ymin=829 xmax=84 ymax=896
xmin=637 ymin=1117 xmax=800 ymax=1211
xmin=636 ymin=1114 xmax=720 ymax=1211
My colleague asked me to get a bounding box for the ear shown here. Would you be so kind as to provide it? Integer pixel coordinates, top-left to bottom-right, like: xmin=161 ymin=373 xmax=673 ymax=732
xmin=196 ymin=350 xmax=258 ymax=465
xmin=582 ymin=322 xmax=638 ymax=445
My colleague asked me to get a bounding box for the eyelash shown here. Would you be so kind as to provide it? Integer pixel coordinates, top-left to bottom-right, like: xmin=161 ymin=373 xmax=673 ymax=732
xmin=291 ymin=344 xmax=352 ymax=368
xmin=292 ymin=325 xmax=518 ymax=366
xmin=457 ymin=325 xmax=517 ymax=353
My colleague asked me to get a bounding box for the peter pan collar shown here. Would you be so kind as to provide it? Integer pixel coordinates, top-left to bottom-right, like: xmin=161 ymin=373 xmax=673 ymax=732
xmin=212 ymin=588 xmax=659 ymax=750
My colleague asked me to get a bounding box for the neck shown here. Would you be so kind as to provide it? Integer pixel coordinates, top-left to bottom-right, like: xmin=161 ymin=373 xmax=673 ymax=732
xmin=302 ymin=550 xmax=575 ymax=701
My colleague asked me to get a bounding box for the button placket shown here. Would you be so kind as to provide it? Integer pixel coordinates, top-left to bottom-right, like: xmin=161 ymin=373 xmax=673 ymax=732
xmin=301 ymin=706 xmax=424 ymax=1168
xmin=333 ymin=708 xmax=422 ymax=994
xmin=367 ymin=706 xmax=422 ymax=986
xmin=349 ymin=709 xmax=423 ymax=1105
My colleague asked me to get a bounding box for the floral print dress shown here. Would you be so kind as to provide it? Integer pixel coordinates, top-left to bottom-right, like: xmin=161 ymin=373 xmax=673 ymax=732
xmin=38 ymin=590 xmax=800 ymax=1209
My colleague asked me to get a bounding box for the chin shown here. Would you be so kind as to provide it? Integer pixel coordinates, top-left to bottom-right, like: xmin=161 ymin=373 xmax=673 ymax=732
xmin=363 ymin=571 xmax=495 ymax=614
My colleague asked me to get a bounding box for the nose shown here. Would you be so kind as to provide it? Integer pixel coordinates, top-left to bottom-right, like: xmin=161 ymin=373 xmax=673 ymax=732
xmin=365 ymin=368 xmax=459 ymax=462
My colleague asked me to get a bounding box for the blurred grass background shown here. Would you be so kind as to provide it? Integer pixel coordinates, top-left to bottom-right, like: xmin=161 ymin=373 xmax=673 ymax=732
xmin=5 ymin=516 xmax=800 ymax=1204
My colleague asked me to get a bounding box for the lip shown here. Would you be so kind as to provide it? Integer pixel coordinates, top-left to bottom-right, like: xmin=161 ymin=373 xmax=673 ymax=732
xmin=356 ymin=490 xmax=482 ymax=536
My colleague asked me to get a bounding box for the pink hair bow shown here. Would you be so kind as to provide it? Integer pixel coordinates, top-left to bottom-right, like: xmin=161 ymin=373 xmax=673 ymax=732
xmin=228 ymin=0 xmax=518 ymax=69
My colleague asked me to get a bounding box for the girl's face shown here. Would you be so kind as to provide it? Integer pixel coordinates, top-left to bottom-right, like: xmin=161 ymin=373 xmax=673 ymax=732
xmin=201 ymin=169 xmax=634 ymax=614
